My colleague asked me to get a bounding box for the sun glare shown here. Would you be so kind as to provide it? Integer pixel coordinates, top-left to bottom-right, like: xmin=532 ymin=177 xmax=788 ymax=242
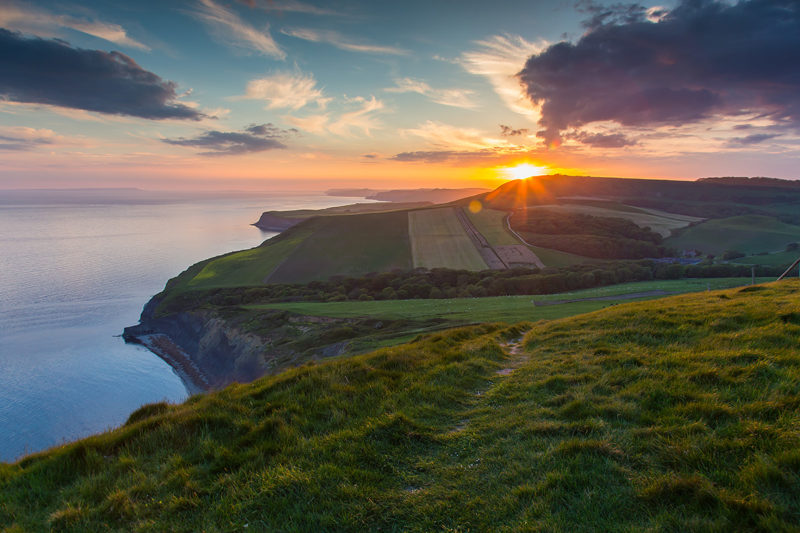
xmin=501 ymin=163 xmax=548 ymax=180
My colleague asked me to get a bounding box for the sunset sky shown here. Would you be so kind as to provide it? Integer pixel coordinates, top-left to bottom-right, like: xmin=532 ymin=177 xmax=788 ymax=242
xmin=1 ymin=0 xmax=798 ymax=190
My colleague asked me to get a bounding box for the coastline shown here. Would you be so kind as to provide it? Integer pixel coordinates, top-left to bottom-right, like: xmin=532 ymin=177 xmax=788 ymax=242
xmin=127 ymin=333 xmax=210 ymax=395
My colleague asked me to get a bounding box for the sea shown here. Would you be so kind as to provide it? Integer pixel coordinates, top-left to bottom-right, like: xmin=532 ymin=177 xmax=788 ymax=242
xmin=0 ymin=191 xmax=363 ymax=462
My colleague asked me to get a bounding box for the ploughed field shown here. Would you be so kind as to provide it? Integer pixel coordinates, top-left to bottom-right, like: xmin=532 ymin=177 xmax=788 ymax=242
xmin=2 ymin=281 xmax=799 ymax=531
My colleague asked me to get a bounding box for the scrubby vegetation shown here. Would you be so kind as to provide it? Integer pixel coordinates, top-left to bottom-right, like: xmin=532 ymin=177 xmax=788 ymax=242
xmin=2 ymin=281 xmax=799 ymax=531
xmin=157 ymin=260 xmax=785 ymax=314
xmin=510 ymin=209 xmax=675 ymax=259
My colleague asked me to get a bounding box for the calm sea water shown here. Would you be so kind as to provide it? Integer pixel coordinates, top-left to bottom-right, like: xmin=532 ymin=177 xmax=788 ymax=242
xmin=0 ymin=192 xmax=361 ymax=462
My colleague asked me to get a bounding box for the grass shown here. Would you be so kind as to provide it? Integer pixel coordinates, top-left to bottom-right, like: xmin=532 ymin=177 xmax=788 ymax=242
xmin=528 ymin=204 xmax=700 ymax=237
xmin=464 ymin=207 xmax=520 ymax=246
xmin=408 ymin=207 xmax=487 ymax=270
xmin=528 ymin=244 xmax=589 ymax=267
xmin=2 ymin=281 xmax=799 ymax=531
xmin=267 ymin=211 xmax=413 ymax=283
xmin=666 ymin=215 xmax=800 ymax=255
xmin=247 ymin=278 xmax=772 ymax=324
xmin=730 ymin=250 xmax=800 ymax=268
xmin=187 ymin=225 xmax=314 ymax=289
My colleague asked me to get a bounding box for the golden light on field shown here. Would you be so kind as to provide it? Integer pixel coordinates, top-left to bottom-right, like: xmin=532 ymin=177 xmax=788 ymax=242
xmin=501 ymin=163 xmax=549 ymax=180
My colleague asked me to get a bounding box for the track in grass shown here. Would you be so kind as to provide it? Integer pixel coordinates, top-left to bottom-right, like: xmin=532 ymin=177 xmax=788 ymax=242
xmin=408 ymin=207 xmax=488 ymax=271
xmin=528 ymin=203 xmax=701 ymax=237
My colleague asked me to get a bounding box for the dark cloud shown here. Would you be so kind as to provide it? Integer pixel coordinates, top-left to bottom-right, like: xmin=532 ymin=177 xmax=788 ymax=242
xmin=726 ymin=133 xmax=780 ymax=147
xmin=567 ymin=131 xmax=637 ymax=147
xmin=519 ymin=0 xmax=800 ymax=144
xmin=0 ymin=133 xmax=54 ymax=151
xmin=0 ymin=29 xmax=202 ymax=120
xmin=392 ymin=150 xmax=501 ymax=163
xmin=162 ymin=123 xmax=291 ymax=156
xmin=500 ymin=124 xmax=529 ymax=136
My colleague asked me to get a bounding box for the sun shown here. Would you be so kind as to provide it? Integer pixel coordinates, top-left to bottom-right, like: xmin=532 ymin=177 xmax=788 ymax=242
xmin=501 ymin=163 xmax=548 ymax=180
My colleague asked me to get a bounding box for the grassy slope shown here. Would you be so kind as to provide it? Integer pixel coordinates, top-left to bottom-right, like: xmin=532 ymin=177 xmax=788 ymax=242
xmin=187 ymin=225 xmax=315 ymax=289
xmin=528 ymin=244 xmax=590 ymax=267
xmin=731 ymin=250 xmax=800 ymax=268
xmin=528 ymin=204 xmax=701 ymax=237
xmin=465 ymin=207 xmax=519 ymax=246
xmin=248 ymin=278 xmax=770 ymax=324
xmin=267 ymin=211 xmax=412 ymax=284
xmin=3 ymin=281 xmax=799 ymax=531
xmin=666 ymin=215 xmax=800 ymax=255
xmin=408 ymin=208 xmax=487 ymax=271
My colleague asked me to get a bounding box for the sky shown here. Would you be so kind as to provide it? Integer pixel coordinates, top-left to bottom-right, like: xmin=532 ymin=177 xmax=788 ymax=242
xmin=0 ymin=0 xmax=799 ymax=191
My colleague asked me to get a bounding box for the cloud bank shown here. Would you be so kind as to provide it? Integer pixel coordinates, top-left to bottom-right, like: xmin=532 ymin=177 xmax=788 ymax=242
xmin=519 ymin=0 xmax=800 ymax=144
xmin=0 ymin=29 xmax=202 ymax=120
xmin=162 ymin=123 xmax=294 ymax=156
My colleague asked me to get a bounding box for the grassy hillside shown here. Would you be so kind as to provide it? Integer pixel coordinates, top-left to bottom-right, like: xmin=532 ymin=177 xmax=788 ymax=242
xmin=408 ymin=208 xmax=487 ymax=270
xmin=527 ymin=203 xmax=701 ymax=237
xmin=666 ymin=215 xmax=800 ymax=255
xmin=3 ymin=281 xmax=799 ymax=531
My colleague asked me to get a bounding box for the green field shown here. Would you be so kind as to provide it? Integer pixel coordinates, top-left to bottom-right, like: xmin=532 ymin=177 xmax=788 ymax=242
xmin=465 ymin=207 xmax=520 ymax=246
xmin=529 ymin=204 xmax=700 ymax=237
xmin=3 ymin=281 xmax=799 ymax=531
xmin=250 ymin=278 xmax=770 ymax=324
xmin=267 ymin=211 xmax=413 ymax=283
xmin=528 ymin=244 xmax=590 ymax=267
xmin=730 ymin=250 xmax=800 ymax=268
xmin=408 ymin=208 xmax=487 ymax=270
xmin=666 ymin=215 xmax=800 ymax=255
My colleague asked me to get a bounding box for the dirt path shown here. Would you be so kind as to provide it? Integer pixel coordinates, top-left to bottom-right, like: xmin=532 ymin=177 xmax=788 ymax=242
xmin=504 ymin=211 xmax=544 ymax=267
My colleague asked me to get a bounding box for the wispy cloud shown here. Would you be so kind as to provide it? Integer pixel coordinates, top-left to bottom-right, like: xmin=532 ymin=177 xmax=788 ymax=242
xmin=283 ymin=113 xmax=329 ymax=133
xmin=461 ymin=34 xmax=547 ymax=117
xmin=162 ymin=123 xmax=294 ymax=156
xmin=385 ymin=78 xmax=477 ymax=109
xmin=0 ymin=126 xmax=78 ymax=151
xmin=243 ymin=71 xmax=330 ymax=110
xmin=281 ymin=27 xmax=407 ymax=55
xmin=285 ymin=96 xmax=386 ymax=136
xmin=194 ymin=0 xmax=285 ymax=59
xmin=237 ymin=0 xmax=344 ymax=17
xmin=329 ymin=96 xmax=385 ymax=136
xmin=402 ymin=121 xmax=502 ymax=151
xmin=0 ymin=1 xmax=150 ymax=50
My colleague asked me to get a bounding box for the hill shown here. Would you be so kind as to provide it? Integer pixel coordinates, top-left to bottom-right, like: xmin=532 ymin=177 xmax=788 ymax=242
xmin=3 ymin=281 xmax=799 ymax=531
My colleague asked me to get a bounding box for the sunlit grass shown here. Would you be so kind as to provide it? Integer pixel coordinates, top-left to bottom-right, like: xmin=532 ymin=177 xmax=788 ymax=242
xmin=2 ymin=281 xmax=799 ymax=531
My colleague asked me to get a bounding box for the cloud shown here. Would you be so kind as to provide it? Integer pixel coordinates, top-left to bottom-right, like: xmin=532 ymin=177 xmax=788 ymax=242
xmin=193 ymin=0 xmax=285 ymax=59
xmin=283 ymin=113 xmax=329 ymax=133
xmin=518 ymin=0 xmax=800 ymax=144
xmin=0 ymin=1 xmax=149 ymax=50
xmin=243 ymin=71 xmax=329 ymax=110
xmin=402 ymin=121 xmax=502 ymax=151
xmin=0 ymin=127 xmax=73 ymax=151
xmin=329 ymin=96 xmax=385 ymax=136
xmin=726 ymin=133 xmax=781 ymax=147
xmin=162 ymin=123 xmax=292 ymax=156
xmin=461 ymin=34 xmax=548 ymax=117
xmin=391 ymin=150 xmax=502 ymax=163
xmin=0 ymin=29 xmax=203 ymax=120
xmin=567 ymin=131 xmax=637 ymax=148
xmin=500 ymin=124 xmax=529 ymax=136
xmin=281 ymin=27 xmax=407 ymax=55
xmin=385 ymin=78 xmax=477 ymax=109
xmin=237 ymin=0 xmax=343 ymax=16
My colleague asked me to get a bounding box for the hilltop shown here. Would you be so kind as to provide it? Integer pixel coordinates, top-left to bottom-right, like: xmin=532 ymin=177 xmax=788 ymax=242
xmin=3 ymin=282 xmax=799 ymax=531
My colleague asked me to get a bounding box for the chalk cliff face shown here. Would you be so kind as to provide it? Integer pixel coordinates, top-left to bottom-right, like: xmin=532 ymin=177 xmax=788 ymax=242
xmin=124 ymin=296 xmax=271 ymax=391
